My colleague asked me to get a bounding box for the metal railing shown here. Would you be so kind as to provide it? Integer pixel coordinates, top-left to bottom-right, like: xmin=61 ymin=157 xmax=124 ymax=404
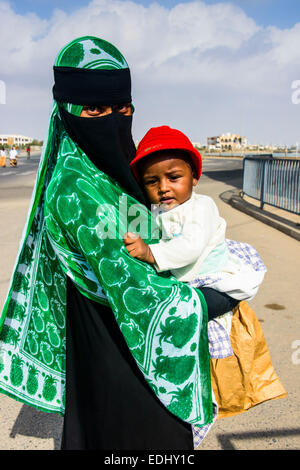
xmin=243 ymin=155 xmax=300 ymax=215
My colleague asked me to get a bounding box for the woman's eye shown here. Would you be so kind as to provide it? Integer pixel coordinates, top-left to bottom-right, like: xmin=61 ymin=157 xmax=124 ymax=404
xmin=84 ymin=106 xmax=106 ymax=115
xmin=84 ymin=106 xmax=97 ymax=113
xmin=82 ymin=104 xmax=131 ymax=116
xmin=114 ymin=103 xmax=131 ymax=114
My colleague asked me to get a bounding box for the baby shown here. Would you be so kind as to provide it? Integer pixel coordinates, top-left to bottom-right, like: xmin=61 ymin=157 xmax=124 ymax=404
xmin=123 ymin=126 xmax=266 ymax=320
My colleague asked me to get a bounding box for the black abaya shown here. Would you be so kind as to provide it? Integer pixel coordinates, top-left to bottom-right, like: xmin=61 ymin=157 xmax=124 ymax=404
xmin=61 ymin=277 xmax=194 ymax=450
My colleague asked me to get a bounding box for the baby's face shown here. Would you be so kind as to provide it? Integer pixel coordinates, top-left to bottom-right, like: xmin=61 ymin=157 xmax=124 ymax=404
xmin=140 ymin=150 xmax=198 ymax=210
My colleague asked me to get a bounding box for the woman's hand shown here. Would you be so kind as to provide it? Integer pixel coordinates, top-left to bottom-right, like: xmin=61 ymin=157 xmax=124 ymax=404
xmin=123 ymin=232 xmax=155 ymax=264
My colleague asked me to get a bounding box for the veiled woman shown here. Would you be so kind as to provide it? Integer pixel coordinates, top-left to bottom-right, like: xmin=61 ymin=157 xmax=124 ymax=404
xmin=0 ymin=36 xmax=286 ymax=451
xmin=0 ymin=37 xmax=214 ymax=450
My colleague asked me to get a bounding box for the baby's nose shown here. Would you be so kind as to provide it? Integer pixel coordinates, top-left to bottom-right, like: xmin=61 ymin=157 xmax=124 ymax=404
xmin=159 ymin=179 xmax=170 ymax=192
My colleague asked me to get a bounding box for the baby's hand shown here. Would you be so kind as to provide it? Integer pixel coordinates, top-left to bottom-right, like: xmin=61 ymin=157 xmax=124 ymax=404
xmin=123 ymin=232 xmax=155 ymax=264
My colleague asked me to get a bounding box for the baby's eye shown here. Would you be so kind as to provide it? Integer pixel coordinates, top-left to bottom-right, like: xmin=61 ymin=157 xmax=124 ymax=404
xmin=144 ymin=179 xmax=157 ymax=185
xmin=169 ymin=175 xmax=180 ymax=180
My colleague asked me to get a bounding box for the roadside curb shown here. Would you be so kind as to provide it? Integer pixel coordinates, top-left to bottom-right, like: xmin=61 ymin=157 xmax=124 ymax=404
xmin=220 ymin=189 xmax=300 ymax=242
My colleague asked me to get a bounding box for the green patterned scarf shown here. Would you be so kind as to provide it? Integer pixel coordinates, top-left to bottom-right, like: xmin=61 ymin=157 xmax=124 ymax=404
xmin=0 ymin=36 xmax=213 ymax=428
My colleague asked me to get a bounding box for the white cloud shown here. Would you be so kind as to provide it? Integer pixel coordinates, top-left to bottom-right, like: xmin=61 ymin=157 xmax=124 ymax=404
xmin=0 ymin=2 xmax=48 ymax=75
xmin=0 ymin=0 xmax=299 ymax=145
xmin=267 ymin=23 xmax=300 ymax=66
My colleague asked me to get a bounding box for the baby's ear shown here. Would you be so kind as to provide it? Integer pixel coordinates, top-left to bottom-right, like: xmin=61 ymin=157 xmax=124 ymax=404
xmin=189 ymin=161 xmax=198 ymax=183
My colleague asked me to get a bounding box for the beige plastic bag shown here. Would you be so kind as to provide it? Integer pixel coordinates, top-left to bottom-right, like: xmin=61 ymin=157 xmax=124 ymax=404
xmin=210 ymin=301 xmax=287 ymax=419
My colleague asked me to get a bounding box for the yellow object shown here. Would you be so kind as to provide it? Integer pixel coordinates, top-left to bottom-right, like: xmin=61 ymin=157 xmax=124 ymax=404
xmin=210 ymin=301 xmax=287 ymax=419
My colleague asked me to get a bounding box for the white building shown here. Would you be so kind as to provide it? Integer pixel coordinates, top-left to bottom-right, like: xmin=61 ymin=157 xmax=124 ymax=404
xmin=0 ymin=134 xmax=33 ymax=146
xmin=207 ymin=133 xmax=247 ymax=151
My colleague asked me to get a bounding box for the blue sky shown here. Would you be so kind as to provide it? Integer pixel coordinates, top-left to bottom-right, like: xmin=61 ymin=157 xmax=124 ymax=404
xmin=12 ymin=0 xmax=300 ymax=29
xmin=1 ymin=0 xmax=300 ymax=145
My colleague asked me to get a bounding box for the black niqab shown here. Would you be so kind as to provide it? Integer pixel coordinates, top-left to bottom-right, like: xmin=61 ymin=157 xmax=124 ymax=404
xmin=58 ymin=106 xmax=148 ymax=205
xmin=53 ymin=65 xmax=148 ymax=206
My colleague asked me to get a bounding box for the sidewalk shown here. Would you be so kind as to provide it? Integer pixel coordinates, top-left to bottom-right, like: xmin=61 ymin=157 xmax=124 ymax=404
xmin=197 ymin=174 xmax=300 ymax=450
xmin=221 ymin=189 xmax=300 ymax=242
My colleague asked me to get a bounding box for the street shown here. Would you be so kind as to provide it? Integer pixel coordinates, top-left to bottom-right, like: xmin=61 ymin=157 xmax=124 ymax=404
xmin=0 ymin=156 xmax=299 ymax=450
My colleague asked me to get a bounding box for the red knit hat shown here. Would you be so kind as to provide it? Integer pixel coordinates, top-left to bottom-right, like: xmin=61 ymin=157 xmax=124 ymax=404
xmin=130 ymin=125 xmax=202 ymax=181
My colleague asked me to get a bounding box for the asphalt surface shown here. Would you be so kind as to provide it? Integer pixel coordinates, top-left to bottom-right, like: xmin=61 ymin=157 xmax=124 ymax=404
xmin=0 ymin=156 xmax=299 ymax=450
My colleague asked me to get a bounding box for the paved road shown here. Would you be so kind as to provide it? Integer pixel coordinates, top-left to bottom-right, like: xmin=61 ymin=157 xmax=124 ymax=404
xmin=0 ymin=157 xmax=299 ymax=450
xmin=0 ymin=153 xmax=40 ymax=177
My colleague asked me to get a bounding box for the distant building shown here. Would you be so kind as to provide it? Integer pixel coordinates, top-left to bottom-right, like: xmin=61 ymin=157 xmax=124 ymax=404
xmin=207 ymin=136 xmax=221 ymax=150
xmin=0 ymin=134 xmax=33 ymax=147
xmin=207 ymin=133 xmax=247 ymax=151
